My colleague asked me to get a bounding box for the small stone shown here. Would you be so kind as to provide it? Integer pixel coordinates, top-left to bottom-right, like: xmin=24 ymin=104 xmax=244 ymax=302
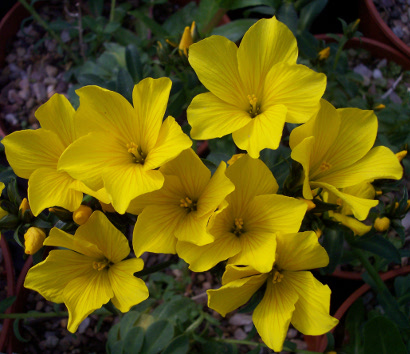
xmin=32 ymin=83 xmax=47 ymax=101
xmin=353 ymin=64 xmax=372 ymax=85
xmin=44 ymin=333 xmax=59 ymax=348
xmin=5 ymin=53 xmax=16 ymax=63
xmin=287 ymin=328 xmax=298 ymax=339
xmin=292 ymin=339 xmax=308 ymax=350
xmin=45 ymin=39 xmax=57 ymax=52
xmin=377 ymin=58 xmax=387 ymax=68
xmin=78 ymin=317 xmax=90 ymax=334
xmin=47 ymin=84 xmax=56 ymax=98
xmin=26 ymin=97 xmax=36 ymax=109
xmin=233 ymin=328 xmax=247 ymax=340
xmin=401 ymin=14 xmax=408 ymax=22
xmin=44 ymin=77 xmax=57 ymax=85
xmin=31 ymin=70 xmax=44 ymax=82
xmin=61 ymin=30 xmax=71 ymax=43
xmin=202 ymin=281 xmax=211 ymax=290
xmin=55 ymin=81 xmax=68 ymax=93
xmin=5 ymin=114 xmax=18 ymax=125
xmin=45 ymin=65 xmax=58 ymax=78
xmin=16 ymin=47 xmax=26 ymax=58
xmin=373 ymin=68 xmax=383 ymax=79
xmin=392 ymin=26 xmax=404 ymax=38
xmin=229 ymin=313 xmax=253 ymax=326
xmin=7 ymin=89 xmax=18 ymax=103
xmin=35 ymin=301 xmax=44 ymax=311
xmin=389 ymin=91 xmax=402 ymax=104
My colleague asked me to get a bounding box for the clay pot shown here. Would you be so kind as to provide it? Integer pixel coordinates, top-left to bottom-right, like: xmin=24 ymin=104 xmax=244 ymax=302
xmin=305 ymin=265 xmax=410 ymax=352
xmin=359 ymin=0 xmax=410 ymax=60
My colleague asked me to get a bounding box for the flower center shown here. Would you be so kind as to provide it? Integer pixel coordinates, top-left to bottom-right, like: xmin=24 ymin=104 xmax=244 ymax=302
xmin=93 ymin=258 xmax=111 ymax=271
xmin=127 ymin=142 xmax=146 ymax=164
xmin=272 ymin=267 xmax=284 ymax=284
xmin=180 ymin=197 xmax=197 ymax=212
xmin=247 ymin=94 xmax=260 ymax=118
xmin=232 ymin=217 xmax=245 ymax=236
xmin=319 ymin=161 xmax=331 ymax=171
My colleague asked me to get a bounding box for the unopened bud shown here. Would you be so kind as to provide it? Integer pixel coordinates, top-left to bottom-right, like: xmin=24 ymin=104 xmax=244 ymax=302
xmin=396 ymin=150 xmax=407 ymax=162
xmin=73 ymin=205 xmax=93 ymax=225
xmin=318 ymin=47 xmax=330 ymax=60
xmin=24 ymin=227 xmax=46 ymax=255
xmin=374 ymin=217 xmax=390 ymax=232
xmin=374 ymin=103 xmax=385 ymax=110
xmin=19 ymin=198 xmax=33 ymax=222
xmin=298 ymin=198 xmax=316 ymax=211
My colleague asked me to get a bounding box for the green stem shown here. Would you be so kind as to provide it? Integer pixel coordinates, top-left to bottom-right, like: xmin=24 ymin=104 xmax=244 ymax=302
xmin=0 ymin=311 xmax=68 ymax=319
xmin=109 ymin=0 xmax=116 ymax=23
xmin=135 ymin=258 xmax=178 ymax=277
xmin=352 ymin=248 xmax=388 ymax=293
xmin=332 ymin=37 xmax=347 ymax=70
xmin=18 ymin=0 xmax=80 ymax=64
xmin=185 ymin=313 xmax=204 ymax=333
xmin=202 ymin=8 xmax=227 ymax=35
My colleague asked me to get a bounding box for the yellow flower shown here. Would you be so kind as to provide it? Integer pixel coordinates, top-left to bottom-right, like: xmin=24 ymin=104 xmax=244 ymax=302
xmin=2 ymin=94 xmax=110 ymax=216
xmin=166 ymin=21 xmax=195 ymax=57
xmin=58 ymin=78 xmax=192 ymax=214
xmin=176 ymin=155 xmax=307 ymax=272
xmin=24 ymin=211 xmax=148 ymax=333
xmin=187 ymin=17 xmax=326 ymax=158
xmin=0 ymin=182 xmax=8 ymax=221
xmin=73 ymin=205 xmax=93 ymax=225
xmin=318 ymin=47 xmax=330 ymax=60
xmin=207 ymin=231 xmax=338 ymax=352
xmin=374 ymin=216 xmax=390 ymax=232
xmin=24 ymin=227 xmax=46 ymax=255
xmin=130 ymin=148 xmax=235 ymax=255
xmin=290 ymin=99 xmax=403 ymax=221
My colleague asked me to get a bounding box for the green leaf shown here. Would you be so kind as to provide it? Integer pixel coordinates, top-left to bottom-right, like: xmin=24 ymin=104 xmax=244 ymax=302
xmin=152 ymin=298 xmax=197 ymax=326
xmin=88 ymin=0 xmax=104 ymax=17
xmin=163 ymin=2 xmax=197 ymax=36
xmin=141 ymin=320 xmax=174 ymax=354
xmin=116 ymin=68 xmax=134 ymax=103
xmin=162 ymin=334 xmax=190 ymax=354
xmin=221 ymin=0 xmax=275 ymax=10
xmin=363 ymin=316 xmax=407 ymax=354
xmin=277 ymin=2 xmax=298 ymax=35
xmin=320 ymin=227 xmax=344 ymax=274
xmin=352 ymin=234 xmax=401 ymax=264
xmin=119 ymin=311 xmax=142 ymax=338
xmin=125 ymin=45 xmax=143 ymax=83
xmin=207 ymin=135 xmax=236 ymax=156
xmin=13 ymin=318 xmax=30 ymax=342
xmin=298 ymin=0 xmax=327 ymax=32
xmin=123 ymin=326 xmax=145 ymax=354
xmin=211 ymin=19 xmax=257 ymax=42
xmin=7 ymin=178 xmax=22 ymax=207
xmin=0 ymin=296 xmax=16 ymax=313
xmin=129 ymin=11 xmax=169 ymax=37
xmin=345 ymin=299 xmax=365 ymax=353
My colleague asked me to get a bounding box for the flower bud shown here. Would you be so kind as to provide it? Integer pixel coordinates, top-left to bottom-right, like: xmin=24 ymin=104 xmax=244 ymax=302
xmin=374 ymin=103 xmax=385 ymax=110
xmin=395 ymin=150 xmax=407 ymax=162
xmin=73 ymin=205 xmax=93 ymax=225
xmin=24 ymin=227 xmax=46 ymax=255
xmin=374 ymin=217 xmax=390 ymax=232
xmin=318 ymin=47 xmax=330 ymax=60
xmin=19 ymin=198 xmax=33 ymax=222
xmin=298 ymin=198 xmax=316 ymax=211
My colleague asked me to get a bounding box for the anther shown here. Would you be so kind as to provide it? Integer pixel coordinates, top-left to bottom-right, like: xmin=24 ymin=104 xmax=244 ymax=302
xmin=319 ymin=161 xmax=331 ymax=171
xmin=127 ymin=142 xmax=146 ymax=164
xmin=272 ymin=270 xmax=284 ymax=283
xmin=93 ymin=259 xmax=110 ymax=271
xmin=232 ymin=217 xmax=245 ymax=236
xmin=247 ymin=94 xmax=260 ymax=118
xmin=180 ymin=197 xmax=197 ymax=212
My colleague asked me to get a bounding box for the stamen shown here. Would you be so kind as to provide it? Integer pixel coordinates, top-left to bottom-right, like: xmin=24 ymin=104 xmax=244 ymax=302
xmin=247 ymin=94 xmax=260 ymax=118
xmin=272 ymin=270 xmax=284 ymax=283
xmin=180 ymin=197 xmax=197 ymax=212
xmin=232 ymin=217 xmax=245 ymax=236
xmin=127 ymin=142 xmax=146 ymax=164
xmin=319 ymin=161 xmax=331 ymax=171
xmin=93 ymin=259 xmax=110 ymax=271
xmin=336 ymin=198 xmax=343 ymax=206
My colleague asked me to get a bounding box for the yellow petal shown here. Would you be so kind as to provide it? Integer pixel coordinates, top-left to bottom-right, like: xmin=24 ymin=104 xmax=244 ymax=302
xmin=228 ymin=230 xmax=277 ymax=273
xmin=176 ymin=233 xmax=241 ymax=272
xmin=237 ymin=17 xmax=298 ymax=96
xmin=74 ymin=85 xmax=137 ymax=142
xmin=24 ymin=250 xmax=93 ymax=304
xmin=70 ymin=179 xmax=112 ymax=205
xmin=143 ymin=116 xmax=192 ymax=170
xmin=188 ymin=35 xmax=246 ymax=107
xmin=35 ymin=93 xmax=76 ymax=146
xmin=174 ymin=211 xmax=214 ymax=246
xmin=262 ymin=63 xmax=326 ymax=124
xmin=108 ymin=258 xmax=148 ymax=313
xmin=226 ymin=155 xmax=278 ymax=215
xmin=188 ymin=92 xmax=252 ymax=140
xmin=75 ymin=211 xmax=130 ymax=263
xmin=44 ymin=227 xmax=103 ymax=259
xmin=330 ymin=212 xmax=372 ymax=235
xmin=132 ymin=204 xmax=184 ymax=257
xmin=28 ymin=168 xmax=83 ymax=216
xmin=207 ymin=273 xmax=268 ymax=317
xmin=316 ymin=146 xmax=403 ymax=188
xmin=160 ymin=148 xmax=210 ymax=200
xmin=64 ymin=268 xmax=113 ymax=333
xmin=197 ymin=161 xmax=235 ymax=217
xmin=245 ymin=194 xmax=307 ymax=235
xmin=232 ymin=104 xmax=287 ymax=158
xmin=275 ymin=231 xmax=329 ymax=271
xmin=221 ymin=264 xmax=263 ymax=285
xmin=313 ymin=182 xmax=378 ymax=221
xmin=286 ymin=271 xmax=338 ymax=335
xmin=132 ymin=77 xmax=172 ymax=152
xmin=340 ymin=182 xmax=375 ymax=216
xmin=253 ymin=275 xmax=299 ymax=352
xmin=3 ymin=129 xmax=65 ymax=179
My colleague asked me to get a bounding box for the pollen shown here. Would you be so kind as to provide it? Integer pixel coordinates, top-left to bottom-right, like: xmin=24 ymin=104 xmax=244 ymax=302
xmin=272 ymin=270 xmax=284 ymax=284
xmin=93 ymin=259 xmax=110 ymax=271
xmin=232 ymin=217 xmax=245 ymax=236
xmin=319 ymin=161 xmax=331 ymax=171
xmin=247 ymin=94 xmax=260 ymax=118
xmin=127 ymin=142 xmax=146 ymax=164
xmin=180 ymin=197 xmax=197 ymax=212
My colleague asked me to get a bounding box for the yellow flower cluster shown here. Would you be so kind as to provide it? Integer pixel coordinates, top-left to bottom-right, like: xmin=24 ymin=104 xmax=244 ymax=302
xmin=1 ymin=16 xmax=404 ymax=351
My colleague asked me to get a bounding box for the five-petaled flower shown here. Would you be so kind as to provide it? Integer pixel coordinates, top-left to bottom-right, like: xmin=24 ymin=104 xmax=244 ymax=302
xmin=187 ymin=16 xmax=326 ymax=158
xmin=290 ymin=99 xmax=403 ymax=221
xmin=58 ymin=77 xmax=192 ymax=214
xmin=24 ymin=211 xmax=149 ymax=333
xmin=207 ymin=231 xmax=339 ymax=352
xmin=177 ymin=155 xmax=307 ymax=273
